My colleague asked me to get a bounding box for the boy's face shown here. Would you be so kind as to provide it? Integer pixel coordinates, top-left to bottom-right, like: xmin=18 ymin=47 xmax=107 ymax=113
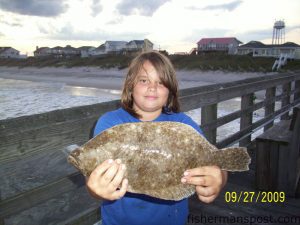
xmin=132 ymin=60 xmax=169 ymax=119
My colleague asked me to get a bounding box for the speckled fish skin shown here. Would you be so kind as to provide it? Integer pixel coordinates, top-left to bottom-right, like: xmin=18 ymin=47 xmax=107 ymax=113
xmin=68 ymin=121 xmax=251 ymax=201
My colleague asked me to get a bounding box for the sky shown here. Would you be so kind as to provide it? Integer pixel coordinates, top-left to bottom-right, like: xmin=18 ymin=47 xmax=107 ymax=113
xmin=0 ymin=0 xmax=299 ymax=56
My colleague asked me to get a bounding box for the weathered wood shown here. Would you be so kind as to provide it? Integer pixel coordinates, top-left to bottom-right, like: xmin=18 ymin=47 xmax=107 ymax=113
xmin=201 ymin=104 xmax=217 ymax=144
xmin=277 ymin=144 xmax=290 ymax=191
xmin=256 ymin=141 xmax=272 ymax=190
xmin=295 ymin=80 xmax=300 ymax=102
xmin=240 ymin=93 xmax=254 ymax=147
xmin=281 ymin=82 xmax=292 ymax=120
xmin=264 ymin=87 xmax=276 ymax=131
xmin=0 ymin=116 xmax=95 ymax=162
xmin=3 ymin=186 xmax=100 ymax=225
xmin=217 ymin=99 xmax=300 ymax=148
xmin=59 ymin=207 xmax=100 ymax=225
xmin=255 ymin=119 xmax=291 ymax=192
xmin=0 ymin=172 xmax=84 ymax=218
xmin=201 ymin=92 xmax=287 ymax=131
xmin=256 ymin=120 xmax=291 ymax=143
xmin=255 ymin=107 xmax=300 ymax=196
xmin=287 ymin=107 xmax=300 ymax=196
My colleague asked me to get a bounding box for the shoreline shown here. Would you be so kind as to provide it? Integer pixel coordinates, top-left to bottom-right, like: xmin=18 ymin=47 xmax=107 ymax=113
xmin=0 ymin=66 xmax=276 ymax=90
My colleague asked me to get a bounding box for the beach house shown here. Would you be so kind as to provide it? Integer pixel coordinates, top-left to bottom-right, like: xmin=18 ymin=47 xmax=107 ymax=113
xmin=237 ymin=41 xmax=300 ymax=59
xmin=34 ymin=47 xmax=51 ymax=57
xmin=104 ymin=41 xmax=128 ymax=55
xmin=197 ymin=37 xmax=242 ymax=54
xmin=125 ymin=39 xmax=154 ymax=55
xmin=34 ymin=45 xmax=81 ymax=58
xmin=0 ymin=47 xmax=20 ymax=58
xmin=77 ymin=46 xmax=96 ymax=58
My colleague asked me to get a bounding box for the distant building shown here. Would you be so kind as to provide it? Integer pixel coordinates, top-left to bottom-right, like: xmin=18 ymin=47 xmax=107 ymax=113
xmin=62 ymin=45 xmax=81 ymax=58
xmin=104 ymin=41 xmax=128 ymax=54
xmin=124 ymin=39 xmax=153 ymax=55
xmin=89 ymin=39 xmax=154 ymax=57
xmin=237 ymin=41 xmax=300 ymax=59
xmin=34 ymin=46 xmax=51 ymax=57
xmin=78 ymin=46 xmax=96 ymax=58
xmin=90 ymin=44 xmax=106 ymax=57
xmin=33 ymin=39 xmax=155 ymax=58
xmin=197 ymin=37 xmax=242 ymax=54
xmin=34 ymin=45 xmax=80 ymax=58
xmin=0 ymin=47 xmax=20 ymax=58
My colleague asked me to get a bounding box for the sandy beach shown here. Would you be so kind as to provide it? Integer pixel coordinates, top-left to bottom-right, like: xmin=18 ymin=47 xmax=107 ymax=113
xmin=0 ymin=66 xmax=276 ymax=90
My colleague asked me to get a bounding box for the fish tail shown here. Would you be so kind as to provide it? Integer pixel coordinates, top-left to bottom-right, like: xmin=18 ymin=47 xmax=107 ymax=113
xmin=212 ymin=147 xmax=251 ymax=171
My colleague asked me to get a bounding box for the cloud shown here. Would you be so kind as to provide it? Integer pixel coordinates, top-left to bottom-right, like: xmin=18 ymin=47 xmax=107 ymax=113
xmin=0 ymin=14 xmax=22 ymax=26
xmin=116 ymin=0 xmax=171 ymax=16
xmin=106 ymin=16 xmax=124 ymax=25
xmin=47 ymin=23 xmax=149 ymax=42
xmin=0 ymin=0 xmax=69 ymax=17
xmin=287 ymin=24 xmax=300 ymax=31
xmin=0 ymin=20 xmax=22 ymax=27
xmin=236 ymin=29 xmax=272 ymax=43
xmin=188 ymin=0 xmax=243 ymax=12
xmin=183 ymin=28 xmax=231 ymax=43
xmin=91 ymin=0 xmax=103 ymax=17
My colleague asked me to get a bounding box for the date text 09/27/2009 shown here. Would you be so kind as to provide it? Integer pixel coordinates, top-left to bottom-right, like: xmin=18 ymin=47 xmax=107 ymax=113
xmin=224 ymin=191 xmax=285 ymax=203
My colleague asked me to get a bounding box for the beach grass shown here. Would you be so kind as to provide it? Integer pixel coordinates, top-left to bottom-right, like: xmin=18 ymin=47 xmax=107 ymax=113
xmin=0 ymin=53 xmax=299 ymax=72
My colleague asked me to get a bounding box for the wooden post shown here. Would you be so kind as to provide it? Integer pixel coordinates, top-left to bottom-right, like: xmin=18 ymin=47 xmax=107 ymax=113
xmin=240 ymin=93 xmax=254 ymax=147
xmin=201 ymin=104 xmax=217 ymax=144
xmin=0 ymin=189 xmax=4 ymax=225
xmin=294 ymin=80 xmax=300 ymax=102
xmin=287 ymin=107 xmax=300 ymax=196
xmin=264 ymin=87 xmax=276 ymax=131
xmin=281 ymin=82 xmax=291 ymax=120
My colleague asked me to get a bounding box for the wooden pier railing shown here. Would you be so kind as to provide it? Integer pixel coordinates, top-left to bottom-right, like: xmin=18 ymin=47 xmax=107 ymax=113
xmin=1 ymin=71 xmax=300 ymax=224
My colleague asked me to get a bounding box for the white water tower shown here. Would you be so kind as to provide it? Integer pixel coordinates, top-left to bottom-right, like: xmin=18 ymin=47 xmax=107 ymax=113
xmin=272 ymin=20 xmax=285 ymax=45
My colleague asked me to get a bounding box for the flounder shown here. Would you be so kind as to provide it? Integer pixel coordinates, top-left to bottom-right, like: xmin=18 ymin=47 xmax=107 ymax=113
xmin=68 ymin=121 xmax=250 ymax=201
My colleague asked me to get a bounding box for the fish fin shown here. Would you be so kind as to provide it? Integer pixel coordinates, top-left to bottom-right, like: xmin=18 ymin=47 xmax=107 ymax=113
xmin=63 ymin=144 xmax=79 ymax=158
xmin=212 ymin=147 xmax=251 ymax=171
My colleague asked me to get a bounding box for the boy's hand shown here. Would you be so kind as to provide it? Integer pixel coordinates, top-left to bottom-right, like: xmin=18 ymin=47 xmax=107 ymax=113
xmin=181 ymin=166 xmax=228 ymax=203
xmin=86 ymin=159 xmax=128 ymax=201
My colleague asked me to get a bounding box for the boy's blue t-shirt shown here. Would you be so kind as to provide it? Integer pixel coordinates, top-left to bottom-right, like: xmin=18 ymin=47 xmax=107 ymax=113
xmin=93 ymin=108 xmax=203 ymax=225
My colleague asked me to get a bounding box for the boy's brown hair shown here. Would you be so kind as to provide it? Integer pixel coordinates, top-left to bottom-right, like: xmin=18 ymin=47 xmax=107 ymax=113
xmin=121 ymin=51 xmax=180 ymax=118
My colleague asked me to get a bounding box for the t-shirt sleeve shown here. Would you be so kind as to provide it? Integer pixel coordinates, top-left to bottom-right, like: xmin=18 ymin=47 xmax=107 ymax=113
xmin=181 ymin=114 xmax=204 ymax=136
xmin=93 ymin=112 xmax=119 ymax=137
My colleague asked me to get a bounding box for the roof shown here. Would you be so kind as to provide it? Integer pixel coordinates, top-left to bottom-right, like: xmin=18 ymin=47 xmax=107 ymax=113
xmin=0 ymin=47 xmax=10 ymax=54
xmin=280 ymin=42 xmax=300 ymax=47
xmin=34 ymin=47 xmax=50 ymax=53
xmin=95 ymin=44 xmax=105 ymax=51
xmin=239 ymin=41 xmax=266 ymax=48
xmin=105 ymin=41 xmax=128 ymax=46
xmin=77 ymin=46 xmax=95 ymax=50
xmin=52 ymin=46 xmax=63 ymax=50
xmin=0 ymin=47 xmax=19 ymax=54
xmin=239 ymin=41 xmax=300 ymax=48
xmin=197 ymin=37 xmax=242 ymax=45
xmin=64 ymin=45 xmax=78 ymax=51
xmin=127 ymin=40 xmax=145 ymax=45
